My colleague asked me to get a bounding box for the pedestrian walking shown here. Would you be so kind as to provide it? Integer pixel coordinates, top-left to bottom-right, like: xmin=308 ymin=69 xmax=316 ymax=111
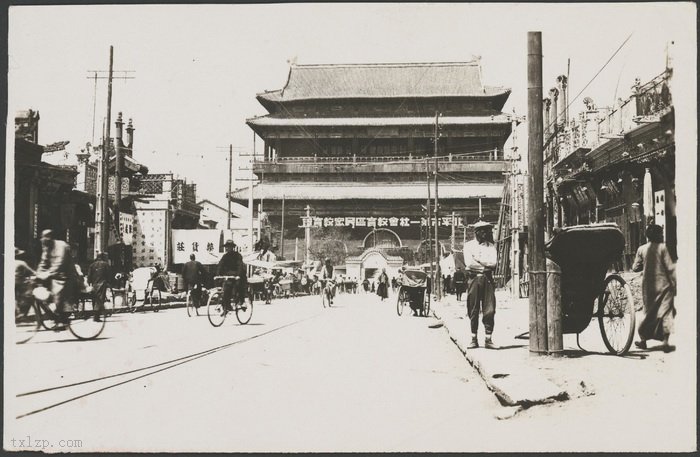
xmin=376 ymin=268 xmax=389 ymax=301
xmin=183 ymin=253 xmax=206 ymax=308
xmin=453 ymin=267 xmax=466 ymax=301
xmin=87 ymin=252 xmax=111 ymax=321
xmin=463 ymin=221 xmax=497 ymax=349
xmin=633 ymin=224 xmax=677 ymax=352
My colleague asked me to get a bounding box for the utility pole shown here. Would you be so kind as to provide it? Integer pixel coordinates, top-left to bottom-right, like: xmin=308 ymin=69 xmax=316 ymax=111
xmin=527 ymin=32 xmax=548 ymax=354
xmin=249 ymin=133 xmax=256 ymax=252
xmin=305 ymin=205 xmax=311 ymax=265
xmin=434 ymin=111 xmax=441 ymax=301
xmin=451 ymin=211 xmax=456 ymax=251
xmin=280 ymin=194 xmax=285 ymax=258
xmin=294 ymin=237 xmax=298 ymax=262
xmin=99 ymin=46 xmax=114 ymax=254
xmin=228 ymin=144 xmax=232 ymax=230
xmin=88 ymin=46 xmax=134 ymax=256
xmin=425 ymin=158 xmax=433 ymax=294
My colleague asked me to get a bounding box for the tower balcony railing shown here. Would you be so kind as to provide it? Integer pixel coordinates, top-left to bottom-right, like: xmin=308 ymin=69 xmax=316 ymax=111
xmin=254 ymin=149 xmax=504 ymax=165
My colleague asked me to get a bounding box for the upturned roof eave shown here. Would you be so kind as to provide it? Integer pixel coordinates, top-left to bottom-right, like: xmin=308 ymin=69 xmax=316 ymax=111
xmin=256 ymin=88 xmax=512 ymax=104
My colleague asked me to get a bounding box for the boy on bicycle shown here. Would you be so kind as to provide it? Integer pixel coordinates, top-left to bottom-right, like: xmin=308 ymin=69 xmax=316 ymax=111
xmin=322 ymin=258 xmax=335 ymax=305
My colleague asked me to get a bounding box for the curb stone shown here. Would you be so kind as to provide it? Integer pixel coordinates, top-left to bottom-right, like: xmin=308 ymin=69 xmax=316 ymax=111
xmin=432 ymin=302 xmax=568 ymax=408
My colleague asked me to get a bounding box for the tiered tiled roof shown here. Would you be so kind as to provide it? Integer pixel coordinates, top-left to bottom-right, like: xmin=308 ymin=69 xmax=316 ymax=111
xmin=257 ymin=61 xmax=510 ymax=103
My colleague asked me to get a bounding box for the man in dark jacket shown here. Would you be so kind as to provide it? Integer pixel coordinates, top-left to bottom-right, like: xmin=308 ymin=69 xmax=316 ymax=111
xmin=36 ymin=229 xmax=77 ymax=323
xmin=182 ymin=254 xmax=206 ymax=308
xmin=88 ymin=252 xmax=111 ymax=321
xmin=453 ymin=267 xmax=466 ymax=301
xmin=217 ymin=240 xmax=247 ymax=311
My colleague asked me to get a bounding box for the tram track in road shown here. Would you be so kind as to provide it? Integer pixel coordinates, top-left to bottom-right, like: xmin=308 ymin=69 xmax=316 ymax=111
xmin=15 ymin=312 xmax=323 ymax=420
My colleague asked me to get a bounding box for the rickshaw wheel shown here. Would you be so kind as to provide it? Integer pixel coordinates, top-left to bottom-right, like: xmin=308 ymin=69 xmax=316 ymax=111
xmin=597 ymin=274 xmax=635 ymax=355
xmin=396 ymin=288 xmax=408 ymax=316
xmin=422 ymin=290 xmax=431 ymax=317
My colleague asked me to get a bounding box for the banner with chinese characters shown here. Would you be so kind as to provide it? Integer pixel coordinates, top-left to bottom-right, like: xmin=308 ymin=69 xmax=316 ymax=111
xmin=120 ymin=213 xmax=134 ymax=245
xmin=171 ymin=229 xmax=223 ymax=264
xmin=298 ymin=215 xmax=464 ymax=229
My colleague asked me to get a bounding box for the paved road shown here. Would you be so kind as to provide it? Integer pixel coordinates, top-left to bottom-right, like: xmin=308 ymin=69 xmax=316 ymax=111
xmin=6 ymin=292 xmax=505 ymax=452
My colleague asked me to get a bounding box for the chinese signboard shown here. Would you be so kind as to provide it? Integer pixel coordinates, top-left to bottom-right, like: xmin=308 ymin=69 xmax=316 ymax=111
xmin=120 ymin=213 xmax=134 ymax=245
xmin=298 ymin=215 xmax=465 ymax=228
xmin=171 ymin=229 xmax=222 ymax=264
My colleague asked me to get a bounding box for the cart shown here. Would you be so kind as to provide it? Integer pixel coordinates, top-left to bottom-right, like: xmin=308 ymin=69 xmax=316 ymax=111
xmin=545 ymin=223 xmax=636 ymax=355
xmin=396 ymin=269 xmax=431 ymax=317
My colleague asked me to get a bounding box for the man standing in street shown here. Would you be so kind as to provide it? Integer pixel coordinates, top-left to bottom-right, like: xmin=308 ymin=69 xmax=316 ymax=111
xmin=87 ymin=252 xmax=111 ymax=321
xmin=36 ymin=229 xmax=77 ymax=324
xmin=463 ymin=221 xmax=498 ymax=349
xmin=217 ymin=240 xmax=247 ymax=311
xmin=183 ymin=253 xmax=206 ymax=308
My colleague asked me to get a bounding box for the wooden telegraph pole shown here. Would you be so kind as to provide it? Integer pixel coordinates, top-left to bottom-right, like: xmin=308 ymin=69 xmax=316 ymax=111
xmin=280 ymin=194 xmax=285 ymax=258
xmin=100 ymin=46 xmax=114 ymax=254
xmin=228 ymin=144 xmax=232 ymax=230
xmin=527 ymin=32 xmax=548 ymax=354
xmin=425 ymin=158 xmax=434 ymax=292
xmin=434 ymin=112 xmax=441 ymax=301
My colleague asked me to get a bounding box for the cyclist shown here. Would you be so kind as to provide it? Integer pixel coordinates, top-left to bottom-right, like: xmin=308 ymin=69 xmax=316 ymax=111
xmin=321 ymin=258 xmax=336 ymax=305
xmin=183 ymin=253 xmax=206 ymax=308
xmin=217 ymin=240 xmax=247 ymax=312
xmin=36 ymin=229 xmax=77 ymax=325
xmin=15 ymin=248 xmax=35 ymax=317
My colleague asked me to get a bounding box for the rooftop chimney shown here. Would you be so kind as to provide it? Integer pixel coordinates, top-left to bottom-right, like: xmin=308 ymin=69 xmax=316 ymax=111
xmin=549 ymin=88 xmax=559 ymax=133
xmin=125 ymin=118 xmax=134 ymax=157
xmin=115 ymin=112 xmax=124 ymax=149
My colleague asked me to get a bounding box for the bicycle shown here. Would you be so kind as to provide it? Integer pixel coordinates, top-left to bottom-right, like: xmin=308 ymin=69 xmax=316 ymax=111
xmin=15 ymin=277 xmax=106 ymax=343
xmin=186 ymin=284 xmax=207 ymax=317
xmin=206 ymin=275 xmax=253 ymax=327
xmin=321 ymin=278 xmax=336 ymax=308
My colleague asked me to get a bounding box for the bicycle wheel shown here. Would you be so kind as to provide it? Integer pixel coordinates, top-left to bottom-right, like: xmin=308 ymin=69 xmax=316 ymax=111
xmin=37 ymin=299 xmax=60 ymax=331
xmin=207 ymin=290 xmax=227 ymax=327
xmin=597 ymin=274 xmax=636 ymax=355
xmin=68 ymin=296 xmax=106 ymax=340
xmin=15 ymin=301 xmax=39 ymax=344
xmin=148 ymin=288 xmax=162 ymax=312
xmin=396 ymin=288 xmax=407 ymax=316
xmin=235 ymin=298 xmax=253 ymax=324
xmin=186 ymin=290 xmax=195 ymax=317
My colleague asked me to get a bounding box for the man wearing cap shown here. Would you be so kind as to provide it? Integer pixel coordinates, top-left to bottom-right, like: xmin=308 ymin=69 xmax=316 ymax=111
xmin=217 ymin=240 xmax=247 ymax=311
xmin=463 ymin=221 xmax=498 ymax=349
xmin=36 ymin=229 xmax=77 ymax=323
xmin=88 ymin=252 xmax=111 ymax=321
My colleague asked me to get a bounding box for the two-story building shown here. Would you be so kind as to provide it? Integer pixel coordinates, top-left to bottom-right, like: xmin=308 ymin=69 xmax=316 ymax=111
xmin=543 ymin=66 xmax=675 ymax=269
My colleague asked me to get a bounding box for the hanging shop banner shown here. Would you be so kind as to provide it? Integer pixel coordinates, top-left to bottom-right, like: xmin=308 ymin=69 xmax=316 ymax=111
xmin=120 ymin=213 xmax=134 ymax=245
xmin=172 ymin=229 xmax=223 ymax=265
xmin=298 ymin=215 xmax=465 ymax=229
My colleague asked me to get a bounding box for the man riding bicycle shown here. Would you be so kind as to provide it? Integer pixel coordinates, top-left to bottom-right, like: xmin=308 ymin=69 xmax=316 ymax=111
xmin=321 ymin=258 xmax=336 ymax=305
xmin=217 ymin=240 xmax=247 ymax=312
xmin=36 ymin=229 xmax=78 ymax=325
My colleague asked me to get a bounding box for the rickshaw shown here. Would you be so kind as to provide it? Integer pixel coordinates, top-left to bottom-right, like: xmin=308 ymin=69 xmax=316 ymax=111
xmin=396 ymin=269 xmax=431 ymax=317
xmin=248 ymin=273 xmax=274 ymax=304
xmin=545 ymin=223 xmax=636 ymax=355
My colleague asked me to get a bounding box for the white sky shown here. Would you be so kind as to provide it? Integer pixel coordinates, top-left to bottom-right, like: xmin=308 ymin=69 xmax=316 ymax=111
xmin=7 ymin=3 xmax=696 ymax=207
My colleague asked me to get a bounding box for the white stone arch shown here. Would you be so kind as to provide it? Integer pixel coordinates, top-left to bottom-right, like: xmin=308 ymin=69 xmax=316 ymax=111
xmin=362 ymin=228 xmax=403 ymax=249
